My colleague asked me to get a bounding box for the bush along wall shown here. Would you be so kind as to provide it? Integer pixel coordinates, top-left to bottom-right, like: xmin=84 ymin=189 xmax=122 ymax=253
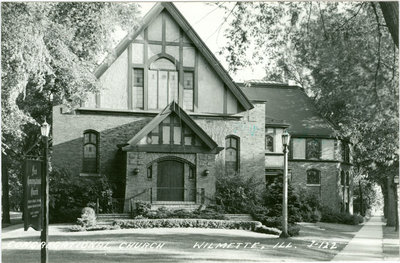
xmin=320 ymin=206 xmax=364 ymax=225
xmin=132 ymin=202 xmax=227 ymax=220
xmin=49 ymin=169 xmax=113 ymax=223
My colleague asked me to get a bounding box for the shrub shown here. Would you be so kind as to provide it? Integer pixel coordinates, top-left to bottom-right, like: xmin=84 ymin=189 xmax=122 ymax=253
xmin=288 ymin=224 xmax=300 ymax=236
xmin=320 ymin=206 xmax=364 ymax=225
xmin=134 ymin=201 xmax=151 ymax=216
xmin=49 ymin=169 xmax=113 ymax=223
xmin=113 ymin=218 xmax=261 ymax=231
xmin=77 ymin=207 xmax=96 ymax=227
xmin=215 ymin=162 xmax=263 ymax=213
xmin=69 ymin=224 xmax=120 ymax=232
xmin=254 ymin=225 xmax=281 ymax=235
xmin=134 ymin=205 xmax=226 ymax=220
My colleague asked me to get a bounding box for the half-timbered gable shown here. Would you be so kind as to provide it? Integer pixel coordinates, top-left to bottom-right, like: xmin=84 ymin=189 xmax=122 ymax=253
xmin=84 ymin=3 xmax=252 ymax=115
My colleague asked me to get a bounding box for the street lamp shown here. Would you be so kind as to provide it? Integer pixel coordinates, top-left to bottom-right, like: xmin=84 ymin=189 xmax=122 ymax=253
xmin=280 ymin=130 xmax=290 ymax=238
xmin=41 ymin=119 xmax=50 ymax=263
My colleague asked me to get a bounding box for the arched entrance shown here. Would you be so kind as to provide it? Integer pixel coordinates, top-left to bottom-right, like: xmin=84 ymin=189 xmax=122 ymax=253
xmin=157 ymin=159 xmax=184 ymax=201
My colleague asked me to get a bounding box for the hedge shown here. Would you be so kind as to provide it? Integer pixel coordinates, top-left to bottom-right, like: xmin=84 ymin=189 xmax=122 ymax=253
xmin=113 ymin=219 xmax=263 ymax=231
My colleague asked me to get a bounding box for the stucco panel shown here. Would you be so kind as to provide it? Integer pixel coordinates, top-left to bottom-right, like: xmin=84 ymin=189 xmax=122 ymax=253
xmin=197 ymin=55 xmax=224 ymax=113
xmin=99 ymin=50 xmax=128 ymax=109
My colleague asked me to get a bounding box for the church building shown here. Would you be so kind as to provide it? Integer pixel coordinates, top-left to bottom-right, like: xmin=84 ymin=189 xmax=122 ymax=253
xmin=52 ymin=2 xmax=352 ymax=214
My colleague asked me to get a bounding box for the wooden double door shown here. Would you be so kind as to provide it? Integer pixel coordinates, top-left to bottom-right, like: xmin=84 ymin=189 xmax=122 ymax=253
xmin=157 ymin=160 xmax=184 ymax=201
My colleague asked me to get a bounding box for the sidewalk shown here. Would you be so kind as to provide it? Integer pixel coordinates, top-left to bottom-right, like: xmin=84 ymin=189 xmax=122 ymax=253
xmin=382 ymin=225 xmax=400 ymax=261
xmin=333 ymin=216 xmax=384 ymax=261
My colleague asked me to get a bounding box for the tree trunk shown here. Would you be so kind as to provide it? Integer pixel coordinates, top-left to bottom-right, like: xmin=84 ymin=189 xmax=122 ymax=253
xmin=382 ymin=183 xmax=388 ymax=218
xmin=359 ymin=181 xmax=364 ymax=216
xmin=2 ymin=153 xmax=11 ymax=224
xmin=386 ymin=174 xmax=397 ymax=226
xmin=379 ymin=2 xmax=399 ymax=47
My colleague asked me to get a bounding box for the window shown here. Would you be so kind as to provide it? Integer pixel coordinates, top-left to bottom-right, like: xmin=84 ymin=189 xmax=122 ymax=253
xmin=340 ymin=170 xmax=345 ymax=185
xmin=183 ymin=72 xmax=194 ymax=111
xmin=142 ymin=114 xmax=202 ymax=147
xmin=83 ymin=130 xmax=99 ymax=173
xmin=189 ymin=166 xmax=195 ymax=180
xmin=307 ymin=169 xmax=321 ymax=185
xmin=306 ymin=138 xmax=321 ymax=160
xmin=147 ymin=166 xmax=152 ymax=179
xmin=342 ymin=143 xmax=350 ymax=163
xmin=346 ymin=171 xmax=350 ymax=186
xmin=265 ymin=135 xmax=274 ymax=152
xmin=133 ymin=68 xmax=144 ymax=109
xmin=225 ymin=135 xmax=239 ymax=173
xmin=148 ymin=58 xmax=178 ymax=109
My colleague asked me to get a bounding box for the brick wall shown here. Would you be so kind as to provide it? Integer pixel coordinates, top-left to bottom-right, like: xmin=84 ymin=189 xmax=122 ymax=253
xmin=289 ymin=161 xmax=353 ymax=213
xmin=52 ymin=105 xmax=151 ymax=197
xmin=52 ymin=102 xmax=266 ymax=210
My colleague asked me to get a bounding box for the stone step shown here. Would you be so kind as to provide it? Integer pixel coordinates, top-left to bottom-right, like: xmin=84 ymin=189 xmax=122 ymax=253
xmin=224 ymin=214 xmax=254 ymax=221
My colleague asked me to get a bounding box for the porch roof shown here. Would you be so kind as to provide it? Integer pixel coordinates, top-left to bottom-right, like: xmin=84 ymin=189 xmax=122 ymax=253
xmin=122 ymin=101 xmax=221 ymax=153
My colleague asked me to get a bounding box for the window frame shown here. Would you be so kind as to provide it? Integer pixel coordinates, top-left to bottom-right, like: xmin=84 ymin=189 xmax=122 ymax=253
xmin=148 ymin=57 xmax=179 ymax=110
xmin=132 ymin=68 xmax=144 ymax=109
xmin=265 ymin=134 xmax=274 ymax=152
xmin=225 ymin=135 xmax=240 ymax=173
xmin=306 ymin=168 xmax=321 ymax=186
xmin=183 ymin=70 xmax=194 ymax=111
xmin=82 ymin=129 xmax=99 ymax=174
xmin=306 ymin=138 xmax=321 ymax=160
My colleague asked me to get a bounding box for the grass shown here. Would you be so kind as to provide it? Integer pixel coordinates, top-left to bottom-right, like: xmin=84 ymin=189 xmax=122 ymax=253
xmin=1 ymin=219 xmax=363 ymax=263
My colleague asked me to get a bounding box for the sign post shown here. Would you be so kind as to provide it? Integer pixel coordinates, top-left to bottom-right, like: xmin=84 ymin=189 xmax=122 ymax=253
xmin=24 ymin=159 xmax=42 ymax=231
xmin=41 ymin=133 xmax=49 ymax=263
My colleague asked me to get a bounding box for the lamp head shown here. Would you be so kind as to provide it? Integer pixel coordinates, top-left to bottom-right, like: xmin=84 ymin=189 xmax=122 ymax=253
xmin=41 ymin=120 xmax=51 ymax=137
xmin=282 ymin=130 xmax=290 ymax=146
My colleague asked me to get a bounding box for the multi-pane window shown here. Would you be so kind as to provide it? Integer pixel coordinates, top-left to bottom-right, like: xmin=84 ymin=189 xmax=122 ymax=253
xmin=143 ymin=114 xmax=201 ymax=147
xmin=306 ymin=169 xmax=321 ymax=185
xmin=306 ymin=138 xmax=321 ymax=159
xmin=148 ymin=58 xmax=178 ymax=109
xmin=225 ymin=135 xmax=239 ymax=173
xmin=83 ymin=130 xmax=99 ymax=173
xmin=133 ymin=68 xmax=144 ymax=109
xmin=265 ymin=135 xmax=274 ymax=152
xmin=183 ymin=72 xmax=194 ymax=111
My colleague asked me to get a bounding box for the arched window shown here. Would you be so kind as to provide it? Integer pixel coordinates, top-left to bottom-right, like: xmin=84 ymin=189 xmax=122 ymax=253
xmin=346 ymin=171 xmax=350 ymax=186
xmin=340 ymin=170 xmax=345 ymax=186
xmin=225 ymin=135 xmax=240 ymax=173
xmin=83 ymin=130 xmax=99 ymax=173
xmin=306 ymin=169 xmax=321 ymax=185
xmin=306 ymin=138 xmax=321 ymax=160
xmin=265 ymin=135 xmax=274 ymax=152
xmin=148 ymin=57 xmax=178 ymax=110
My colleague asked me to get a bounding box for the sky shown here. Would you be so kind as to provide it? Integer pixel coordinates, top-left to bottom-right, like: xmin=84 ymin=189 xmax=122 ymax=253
xmin=135 ymin=2 xmax=266 ymax=82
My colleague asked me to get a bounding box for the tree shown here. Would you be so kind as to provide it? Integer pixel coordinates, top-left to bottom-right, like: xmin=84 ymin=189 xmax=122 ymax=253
xmin=379 ymin=2 xmax=399 ymax=47
xmin=1 ymin=2 xmax=141 ymax=223
xmin=222 ymin=2 xmax=398 ymax=225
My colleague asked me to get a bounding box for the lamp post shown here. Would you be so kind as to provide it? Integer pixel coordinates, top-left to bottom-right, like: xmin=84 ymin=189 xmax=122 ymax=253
xmin=280 ymin=130 xmax=290 ymax=238
xmin=41 ymin=120 xmax=50 ymax=263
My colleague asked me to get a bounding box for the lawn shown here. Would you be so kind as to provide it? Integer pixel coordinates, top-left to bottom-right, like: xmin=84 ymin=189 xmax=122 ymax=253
xmin=1 ymin=222 xmax=362 ymax=263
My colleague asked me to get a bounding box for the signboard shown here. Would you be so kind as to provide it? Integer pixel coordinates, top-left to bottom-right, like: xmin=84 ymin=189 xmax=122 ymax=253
xmin=24 ymin=159 xmax=42 ymax=231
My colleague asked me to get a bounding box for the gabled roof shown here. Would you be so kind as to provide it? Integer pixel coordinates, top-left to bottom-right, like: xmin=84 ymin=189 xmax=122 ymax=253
xmin=122 ymin=101 xmax=220 ymax=152
xmin=95 ymin=2 xmax=253 ymax=111
xmin=238 ymin=82 xmax=338 ymax=138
